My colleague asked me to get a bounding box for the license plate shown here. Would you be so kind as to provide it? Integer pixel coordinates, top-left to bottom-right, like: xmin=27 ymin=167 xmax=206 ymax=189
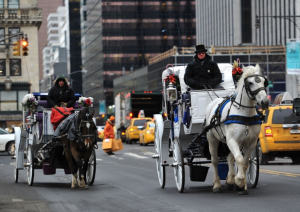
xmin=290 ymin=129 xmax=300 ymax=134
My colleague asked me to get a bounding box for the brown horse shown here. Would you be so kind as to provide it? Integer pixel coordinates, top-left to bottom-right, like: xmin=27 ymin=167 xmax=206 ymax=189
xmin=61 ymin=107 xmax=97 ymax=189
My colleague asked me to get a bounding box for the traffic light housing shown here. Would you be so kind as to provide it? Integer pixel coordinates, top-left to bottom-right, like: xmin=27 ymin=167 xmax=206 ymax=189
xmin=13 ymin=40 xmax=20 ymax=56
xmin=21 ymin=38 xmax=28 ymax=56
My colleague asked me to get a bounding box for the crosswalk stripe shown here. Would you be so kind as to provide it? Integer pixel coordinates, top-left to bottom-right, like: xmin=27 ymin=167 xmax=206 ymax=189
xmin=125 ymin=153 xmax=148 ymax=159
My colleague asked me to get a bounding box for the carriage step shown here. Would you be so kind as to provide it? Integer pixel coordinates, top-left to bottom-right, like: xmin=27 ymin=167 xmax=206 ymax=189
xmin=152 ymin=154 xmax=159 ymax=159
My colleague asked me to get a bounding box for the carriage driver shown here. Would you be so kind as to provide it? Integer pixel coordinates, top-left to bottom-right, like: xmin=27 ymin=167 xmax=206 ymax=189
xmin=47 ymin=75 xmax=76 ymax=108
xmin=184 ymin=44 xmax=222 ymax=89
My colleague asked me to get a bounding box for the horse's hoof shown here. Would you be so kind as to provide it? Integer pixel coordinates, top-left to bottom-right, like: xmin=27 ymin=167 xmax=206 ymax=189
xmin=71 ymin=184 xmax=77 ymax=189
xmin=213 ymin=188 xmax=223 ymax=193
xmin=234 ymin=183 xmax=245 ymax=192
xmin=225 ymin=182 xmax=234 ymax=190
xmin=238 ymin=190 xmax=249 ymax=195
xmin=82 ymin=185 xmax=89 ymax=190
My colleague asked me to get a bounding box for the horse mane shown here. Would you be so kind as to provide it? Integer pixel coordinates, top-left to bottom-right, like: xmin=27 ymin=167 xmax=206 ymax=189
xmin=236 ymin=65 xmax=261 ymax=91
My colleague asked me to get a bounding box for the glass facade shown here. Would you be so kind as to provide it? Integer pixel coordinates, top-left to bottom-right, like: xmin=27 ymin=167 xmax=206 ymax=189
xmin=102 ymin=0 xmax=196 ymax=107
xmin=69 ymin=0 xmax=83 ymax=94
xmin=81 ymin=0 xmax=103 ymax=115
xmin=114 ymin=53 xmax=286 ymax=102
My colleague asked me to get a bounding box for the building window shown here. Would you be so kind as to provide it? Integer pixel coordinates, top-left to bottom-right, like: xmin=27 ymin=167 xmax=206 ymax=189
xmin=9 ymin=28 xmax=20 ymax=44
xmin=241 ymin=0 xmax=252 ymax=43
xmin=0 ymin=28 xmax=4 ymax=45
xmin=0 ymin=59 xmax=6 ymax=76
xmin=46 ymin=70 xmax=49 ymax=74
xmin=83 ymin=11 xmax=87 ymax=21
xmin=8 ymin=0 xmax=19 ymax=9
xmin=50 ymin=30 xmax=59 ymax=34
xmin=0 ymin=0 xmax=3 ymax=8
xmin=0 ymin=91 xmax=17 ymax=111
xmin=61 ymin=17 xmax=65 ymax=21
xmin=10 ymin=59 xmax=21 ymax=76
xmin=50 ymin=23 xmax=58 ymax=27
xmin=49 ymin=17 xmax=58 ymax=21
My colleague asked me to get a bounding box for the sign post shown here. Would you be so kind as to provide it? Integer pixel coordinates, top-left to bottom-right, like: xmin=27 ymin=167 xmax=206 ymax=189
xmin=286 ymin=38 xmax=300 ymax=98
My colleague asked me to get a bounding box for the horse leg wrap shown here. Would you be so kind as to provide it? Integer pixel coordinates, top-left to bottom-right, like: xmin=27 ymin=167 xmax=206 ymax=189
xmin=71 ymin=175 xmax=78 ymax=189
xmin=78 ymin=175 xmax=86 ymax=188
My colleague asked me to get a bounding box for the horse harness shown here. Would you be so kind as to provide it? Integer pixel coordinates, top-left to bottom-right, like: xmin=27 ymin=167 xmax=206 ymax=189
xmin=203 ymin=74 xmax=267 ymax=142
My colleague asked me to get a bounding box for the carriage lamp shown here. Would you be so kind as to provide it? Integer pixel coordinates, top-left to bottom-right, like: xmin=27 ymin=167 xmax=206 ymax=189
xmin=4 ymin=76 xmax=12 ymax=91
xmin=166 ymin=83 xmax=177 ymax=103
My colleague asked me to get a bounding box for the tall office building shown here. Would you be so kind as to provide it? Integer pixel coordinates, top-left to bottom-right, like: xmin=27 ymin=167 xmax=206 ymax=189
xmin=38 ymin=0 xmax=63 ymax=83
xmin=82 ymin=0 xmax=196 ymax=118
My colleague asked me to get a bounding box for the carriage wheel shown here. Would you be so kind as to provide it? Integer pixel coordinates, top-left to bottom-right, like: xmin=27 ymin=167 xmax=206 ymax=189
xmin=26 ymin=145 xmax=34 ymax=186
xmin=173 ymin=138 xmax=185 ymax=193
xmin=247 ymin=143 xmax=259 ymax=188
xmin=14 ymin=159 xmax=18 ymax=183
xmin=86 ymin=148 xmax=96 ymax=185
xmin=155 ymin=122 xmax=166 ymax=188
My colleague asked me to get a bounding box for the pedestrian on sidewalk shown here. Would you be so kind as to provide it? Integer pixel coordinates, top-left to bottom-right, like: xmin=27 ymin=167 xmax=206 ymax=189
xmin=104 ymin=116 xmax=115 ymax=155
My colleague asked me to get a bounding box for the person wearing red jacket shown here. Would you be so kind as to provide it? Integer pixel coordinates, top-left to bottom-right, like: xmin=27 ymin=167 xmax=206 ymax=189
xmin=104 ymin=116 xmax=115 ymax=155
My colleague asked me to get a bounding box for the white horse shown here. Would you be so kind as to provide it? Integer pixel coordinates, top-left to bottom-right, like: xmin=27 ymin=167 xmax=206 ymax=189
xmin=205 ymin=64 xmax=269 ymax=195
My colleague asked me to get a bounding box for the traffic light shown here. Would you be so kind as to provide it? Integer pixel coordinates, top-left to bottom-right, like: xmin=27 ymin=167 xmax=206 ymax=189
xmin=13 ymin=40 xmax=20 ymax=56
xmin=102 ymin=114 xmax=105 ymax=118
xmin=21 ymin=38 xmax=28 ymax=56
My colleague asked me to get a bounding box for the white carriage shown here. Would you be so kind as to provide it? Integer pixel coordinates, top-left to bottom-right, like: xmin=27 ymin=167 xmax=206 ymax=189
xmin=153 ymin=64 xmax=259 ymax=192
xmin=13 ymin=92 xmax=96 ymax=186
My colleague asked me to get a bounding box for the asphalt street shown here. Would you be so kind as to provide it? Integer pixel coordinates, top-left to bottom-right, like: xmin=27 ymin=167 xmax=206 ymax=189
xmin=0 ymin=143 xmax=299 ymax=212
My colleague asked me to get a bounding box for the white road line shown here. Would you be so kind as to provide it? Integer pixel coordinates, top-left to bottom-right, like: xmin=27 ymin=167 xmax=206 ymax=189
xmin=12 ymin=199 xmax=24 ymax=202
xmin=125 ymin=153 xmax=148 ymax=159
xmin=96 ymin=159 xmax=102 ymax=161
xmin=143 ymin=152 xmax=155 ymax=156
xmin=9 ymin=162 xmax=14 ymax=165
xmin=109 ymin=155 xmax=123 ymax=160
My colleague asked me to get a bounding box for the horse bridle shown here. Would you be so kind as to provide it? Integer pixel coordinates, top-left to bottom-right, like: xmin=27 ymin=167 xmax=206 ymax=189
xmin=244 ymin=74 xmax=269 ymax=100
xmin=77 ymin=113 xmax=97 ymax=145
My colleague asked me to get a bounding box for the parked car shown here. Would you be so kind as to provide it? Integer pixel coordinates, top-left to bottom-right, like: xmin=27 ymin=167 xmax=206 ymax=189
xmin=258 ymin=92 xmax=300 ymax=164
xmin=139 ymin=122 xmax=155 ymax=146
xmin=97 ymin=126 xmax=105 ymax=141
xmin=0 ymin=128 xmax=15 ymax=155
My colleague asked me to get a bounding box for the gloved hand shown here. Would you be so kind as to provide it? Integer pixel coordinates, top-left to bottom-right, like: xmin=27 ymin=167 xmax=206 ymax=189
xmin=61 ymin=102 xmax=67 ymax=107
xmin=54 ymin=105 xmax=59 ymax=108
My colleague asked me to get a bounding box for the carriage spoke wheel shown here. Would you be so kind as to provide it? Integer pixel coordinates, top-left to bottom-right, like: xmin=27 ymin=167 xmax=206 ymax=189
xmin=26 ymin=145 xmax=34 ymax=186
xmin=86 ymin=148 xmax=96 ymax=185
xmin=247 ymin=143 xmax=259 ymax=188
xmin=173 ymin=138 xmax=185 ymax=193
xmin=155 ymin=125 xmax=165 ymax=188
xmin=14 ymin=159 xmax=18 ymax=183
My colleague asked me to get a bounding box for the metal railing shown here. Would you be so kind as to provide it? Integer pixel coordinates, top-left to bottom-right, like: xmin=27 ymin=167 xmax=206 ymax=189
xmin=148 ymin=45 xmax=286 ymax=65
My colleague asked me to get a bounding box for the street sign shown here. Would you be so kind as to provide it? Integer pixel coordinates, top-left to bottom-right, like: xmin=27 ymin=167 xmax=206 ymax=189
xmin=286 ymin=38 xmax=300 ymax=75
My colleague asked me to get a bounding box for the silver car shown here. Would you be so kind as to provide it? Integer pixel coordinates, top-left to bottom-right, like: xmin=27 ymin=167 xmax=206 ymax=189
xmin=0 ymin=128 xmax=15 ymax=155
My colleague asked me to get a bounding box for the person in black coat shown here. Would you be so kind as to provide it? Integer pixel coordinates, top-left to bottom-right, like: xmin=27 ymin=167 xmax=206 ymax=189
xmin=47 ymin=75 xmax=76 ymax=108
xmin=184 ymin=45 xmax=222 ymax=89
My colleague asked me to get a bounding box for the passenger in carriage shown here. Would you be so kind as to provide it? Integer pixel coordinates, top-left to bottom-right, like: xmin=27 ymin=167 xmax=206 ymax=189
xmin=47 ymin=75 xmax=76 ymax=108
xmin=184 ymin=44 xmax=222 ymax=90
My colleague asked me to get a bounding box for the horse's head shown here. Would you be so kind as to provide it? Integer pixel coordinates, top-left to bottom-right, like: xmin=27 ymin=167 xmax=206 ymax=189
xmin=239 ymin=64 xmax=270 ymax=110
xmin=77 ymin=107 xmax=96 ymax=148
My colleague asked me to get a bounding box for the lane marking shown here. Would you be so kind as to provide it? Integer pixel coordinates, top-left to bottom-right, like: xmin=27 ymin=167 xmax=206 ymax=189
xmin=109 ymin=155 xmax=123 ymax=160
xmin=10 ymin=162 xmax=14 ymax=165
xmin=260 ymin=169 xmax=300 ymax=178
xmin=96 ymin=159 xmax=102 ymax=161
xmin=125 ymin=153 xmax=147 ymax=159
xmin=12 ymin=199 xmax=24 ymax=202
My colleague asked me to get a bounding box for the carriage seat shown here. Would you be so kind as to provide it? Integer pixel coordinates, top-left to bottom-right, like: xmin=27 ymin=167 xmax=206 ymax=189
xmin=37 ymin=100 xmax=80 ymax=110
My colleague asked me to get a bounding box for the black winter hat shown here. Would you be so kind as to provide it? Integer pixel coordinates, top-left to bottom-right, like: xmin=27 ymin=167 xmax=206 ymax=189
xmin=194 ymin=44 xmax=207 ymax=53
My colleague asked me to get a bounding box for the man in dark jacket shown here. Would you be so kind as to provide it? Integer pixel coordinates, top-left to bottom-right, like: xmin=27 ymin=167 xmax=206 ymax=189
xmin=184 ymin=45 xmax=222 ymax=89
xmin=47 ymin=75 xmax=76 ymax=108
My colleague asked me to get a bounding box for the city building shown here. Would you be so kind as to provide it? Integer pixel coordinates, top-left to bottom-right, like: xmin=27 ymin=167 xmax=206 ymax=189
xmin=82 ymin=0 xmax=196 ymax=121
xmin=40 ymin=6 xmax=68 ymax=92
xmin=195 ymin=0 xmax=300 ymax=98
xmin=0 ymin=0 xmax=42 ymax=129
xmin=38 ymin=0 xmax=64 ymax=83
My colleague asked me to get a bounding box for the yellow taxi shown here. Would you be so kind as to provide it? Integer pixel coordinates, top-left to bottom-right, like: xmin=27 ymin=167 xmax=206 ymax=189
xmin=139 ymin=121 xmax=155 ymax=146
xmin=125 ymin=118 xmax=152 ymax=144
xmin=258 ymin=92 xmax=300 ymax=164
